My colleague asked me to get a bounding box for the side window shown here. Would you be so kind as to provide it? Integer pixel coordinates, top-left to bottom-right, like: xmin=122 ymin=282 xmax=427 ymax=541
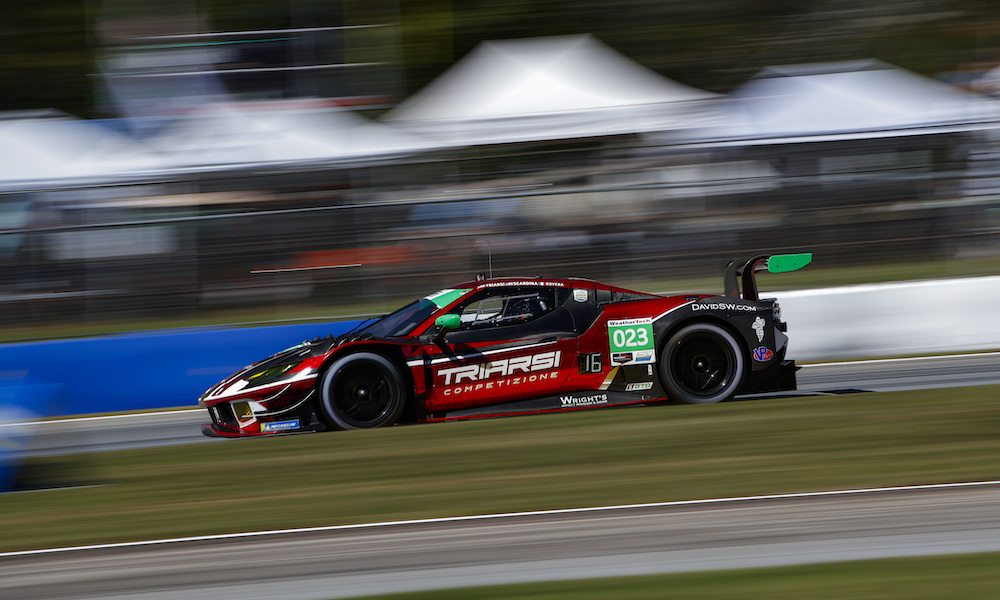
xmin=454 ymin=287 xmax=559 ymax=330
xmin=461 ymin=296 xmax=505 ymax=326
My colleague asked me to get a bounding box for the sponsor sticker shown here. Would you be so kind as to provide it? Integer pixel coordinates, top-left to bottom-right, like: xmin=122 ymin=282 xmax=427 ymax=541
xmin=608 ymin=317 xmax=656 ymax=365
xmin=480 ymin=281 xmax=566 ymax=288
xmin=438 ymin=351 xmax=563 ymax=396
xmin=752 ymin=346 xmax=774 ymax=362
xmin=560 ymin=393 xmax=609 ymax=408
xmin=261 ymin=419 xmax=300 ymax=432
xmin=692 ymin=302 xmax=758 ymax=312
xmin=632 ymin=350 xmax=655 ymax=363
xmin=625 ymin=382 xmax=653 ymax=392
xmin=751 ymin=316 xmax=766 ymax=342
xmin=611 ymin=352 xmax=634 ymax=365
xmin=573 ymin=288 xmax=589 ymax=303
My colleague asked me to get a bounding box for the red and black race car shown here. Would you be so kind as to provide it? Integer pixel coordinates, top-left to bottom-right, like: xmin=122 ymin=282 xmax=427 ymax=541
xmin=200 ymin=253 xmax=811 ymax=437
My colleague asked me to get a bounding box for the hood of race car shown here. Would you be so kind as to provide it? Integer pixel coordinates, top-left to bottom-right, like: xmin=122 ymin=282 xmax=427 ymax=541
xmin=199 ymin=336 xmax=337 ymax=405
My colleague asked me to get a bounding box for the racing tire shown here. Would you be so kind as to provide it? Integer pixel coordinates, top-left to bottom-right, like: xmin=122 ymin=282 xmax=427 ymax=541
xmin=318 ymin=352 xmax=406 ymax=429
xmin=659 ymin=323 xmax=745 ymax=404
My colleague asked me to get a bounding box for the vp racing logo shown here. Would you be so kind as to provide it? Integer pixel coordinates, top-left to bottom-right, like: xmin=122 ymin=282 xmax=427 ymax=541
xmin=439 ymin=351 xmax=562 ymax=396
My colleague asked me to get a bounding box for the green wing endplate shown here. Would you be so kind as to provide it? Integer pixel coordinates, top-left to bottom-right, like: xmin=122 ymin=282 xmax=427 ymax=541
xmin=767 ymin=253 xmax=812 ymax=274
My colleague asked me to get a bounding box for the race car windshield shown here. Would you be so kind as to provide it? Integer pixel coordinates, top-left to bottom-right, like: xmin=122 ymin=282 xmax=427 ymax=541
xmin=359 ymin=298 xmax=439 ymax=338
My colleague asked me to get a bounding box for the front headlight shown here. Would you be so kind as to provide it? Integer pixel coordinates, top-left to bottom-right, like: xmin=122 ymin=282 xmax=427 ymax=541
xmin=231 ymin=400 xmax=267 ymax=426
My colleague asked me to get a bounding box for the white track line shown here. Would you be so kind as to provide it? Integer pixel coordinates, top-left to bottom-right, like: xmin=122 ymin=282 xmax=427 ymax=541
xmin=802 ymin=351 xmax=1000 ymax=369
xmin=12 ymin=409 xmax=203 ymax=428
xmin=3 ymin=480 xmax=999 ymax=558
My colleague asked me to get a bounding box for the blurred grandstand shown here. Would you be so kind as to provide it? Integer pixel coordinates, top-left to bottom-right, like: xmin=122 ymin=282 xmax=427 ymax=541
xmin=2 ymin=27 xmax=1000 ymax=334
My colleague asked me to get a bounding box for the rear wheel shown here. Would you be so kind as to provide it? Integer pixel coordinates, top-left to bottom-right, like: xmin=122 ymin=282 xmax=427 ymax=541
xmin=318 ymin=352 xmax=405 ymax=429
xmin=659 ymin=323 xmax=745 ymax=404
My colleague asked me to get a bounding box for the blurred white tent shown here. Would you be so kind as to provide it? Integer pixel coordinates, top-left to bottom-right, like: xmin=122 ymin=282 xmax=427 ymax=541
xmin=382 ymin=34 xmax=718 ymax=146
xmin=691 ymin=60 xmax=1000 ymax=145
xmin=0 ymin=112 xmax=160 ymax=191
xmin=149 ymin=101 xmax=440 ymax=170
xmin=970 ymin=63 xmax=1000 ymax=97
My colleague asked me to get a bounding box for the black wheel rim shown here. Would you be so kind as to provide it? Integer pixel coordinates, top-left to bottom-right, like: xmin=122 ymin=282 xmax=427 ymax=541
xmin=331 ymin=362 xmax=397 ymax=426
xmin=670 ymin=331 xmax=737 ymax=399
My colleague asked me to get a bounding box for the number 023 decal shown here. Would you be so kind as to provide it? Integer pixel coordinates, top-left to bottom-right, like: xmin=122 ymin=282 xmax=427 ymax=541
xmin=607 ymin=318 xmax=656 ymax=365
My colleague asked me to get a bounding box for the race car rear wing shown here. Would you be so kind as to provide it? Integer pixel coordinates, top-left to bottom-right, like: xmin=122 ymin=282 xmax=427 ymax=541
xmin=724 ymin=253 xmax=812 ymax=301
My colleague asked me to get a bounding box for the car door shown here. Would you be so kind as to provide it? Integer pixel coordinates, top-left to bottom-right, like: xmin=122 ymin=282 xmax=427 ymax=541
xmin=422 ymin=285 xmax=577 ymax=411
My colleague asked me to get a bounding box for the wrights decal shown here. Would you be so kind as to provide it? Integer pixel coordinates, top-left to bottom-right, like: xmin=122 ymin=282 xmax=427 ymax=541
xmin=753 ymin=346 xmax=774 ymax=362
xmin=692 ymin=302 xmax=758 ymax=312
xmin=560 ymin=393 xmax=609 ymax=408
xmin=751 ymin=316 xmax=766 ymax=342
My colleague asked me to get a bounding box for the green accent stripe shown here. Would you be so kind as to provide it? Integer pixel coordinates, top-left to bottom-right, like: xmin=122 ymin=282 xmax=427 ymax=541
xmin=425 ymin=288 xmax=471 ymax=309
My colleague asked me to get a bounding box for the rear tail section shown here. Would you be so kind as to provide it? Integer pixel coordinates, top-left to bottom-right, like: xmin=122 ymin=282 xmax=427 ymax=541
xmin=724 ymin=253 xmax=812 ymax=300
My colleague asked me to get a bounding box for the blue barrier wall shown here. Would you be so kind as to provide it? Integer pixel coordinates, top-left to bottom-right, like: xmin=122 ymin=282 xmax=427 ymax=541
xmin=0 ymin=320 xmax=361 ymax=417
xmin=0 ymin=377 xmax=57 ymax=491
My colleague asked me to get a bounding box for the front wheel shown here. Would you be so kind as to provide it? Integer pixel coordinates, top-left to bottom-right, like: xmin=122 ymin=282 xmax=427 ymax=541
xmin=659 ymin=323 xmax=745 ymax=404
xmin=318 ymin=352 xmax=406 ymax=429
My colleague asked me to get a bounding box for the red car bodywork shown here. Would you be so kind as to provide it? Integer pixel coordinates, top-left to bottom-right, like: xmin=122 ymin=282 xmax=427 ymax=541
xmin=200 ymin=255 xmax=807 ymax=437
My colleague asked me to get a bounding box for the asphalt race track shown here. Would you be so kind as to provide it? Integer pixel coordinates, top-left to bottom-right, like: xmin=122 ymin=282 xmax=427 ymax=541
xmin=24 ymin=351 xmax=1000 ymax=457
xmin=3 ymin=483 xmax=1000 ymax=600
xmin=6 ymin=352 xmax=1000 ymax=600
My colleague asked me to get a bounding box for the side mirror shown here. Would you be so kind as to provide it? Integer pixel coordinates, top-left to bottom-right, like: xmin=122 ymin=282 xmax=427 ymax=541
xmin=433 ymin=313 xmax=461 ymax=343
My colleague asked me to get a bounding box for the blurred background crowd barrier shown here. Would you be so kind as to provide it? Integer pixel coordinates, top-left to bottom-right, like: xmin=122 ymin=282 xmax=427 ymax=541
xmin=3 ymin=31 xmax=1000 ymax=337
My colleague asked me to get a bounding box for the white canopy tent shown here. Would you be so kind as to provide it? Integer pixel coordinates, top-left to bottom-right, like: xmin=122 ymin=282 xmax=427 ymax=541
xmin=0 ymin=113 xmax=161 ymax=191
xmin=147 ymin=101 xmax=441 ymax=171
xmin=0 ymin=102 xmax=442 ymax=192
xmin=382 ymin=34 xmax=718 ymax=146
xmin=688 ymin=60 xmax=1000 ymax=146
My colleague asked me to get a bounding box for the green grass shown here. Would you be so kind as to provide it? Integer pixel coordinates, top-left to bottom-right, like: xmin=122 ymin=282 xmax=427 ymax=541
xmin=3 ymin=384 xmax=999 ymax=552
xmin=352 ymin=552 xmax=1000 ymax=600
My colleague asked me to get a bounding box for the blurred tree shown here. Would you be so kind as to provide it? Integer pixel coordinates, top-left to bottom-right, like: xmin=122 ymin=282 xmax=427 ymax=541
xmin=0 ymin=1 xmax=90 ymax=116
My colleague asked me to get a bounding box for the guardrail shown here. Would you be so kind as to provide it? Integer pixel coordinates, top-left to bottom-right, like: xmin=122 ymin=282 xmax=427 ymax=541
xmin=771 ymin=276 xmax=1000 ymax=360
